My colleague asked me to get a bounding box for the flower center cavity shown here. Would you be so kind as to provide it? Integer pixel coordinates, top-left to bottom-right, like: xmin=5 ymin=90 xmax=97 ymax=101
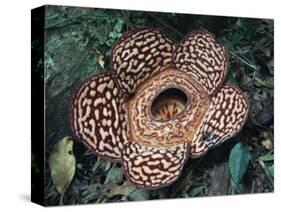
xmin=150 ymin=88 xmax=188 ymax=121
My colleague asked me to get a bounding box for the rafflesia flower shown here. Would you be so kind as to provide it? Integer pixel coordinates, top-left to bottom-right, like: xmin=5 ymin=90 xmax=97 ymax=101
xmin=70 ymin=28 xmax=249 ymax=189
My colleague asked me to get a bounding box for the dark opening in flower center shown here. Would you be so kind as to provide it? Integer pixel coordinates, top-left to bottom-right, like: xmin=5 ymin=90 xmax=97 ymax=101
xmin=151 ymin=88 xmax=188 ymax=121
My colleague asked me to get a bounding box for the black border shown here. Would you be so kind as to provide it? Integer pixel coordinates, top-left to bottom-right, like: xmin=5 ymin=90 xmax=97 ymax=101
xmin=31 ymin=5 xmax=45 ymax=206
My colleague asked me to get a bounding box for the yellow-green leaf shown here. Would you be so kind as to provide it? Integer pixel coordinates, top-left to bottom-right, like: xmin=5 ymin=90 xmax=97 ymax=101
xmin=261 ymin=139 xmax=273 ymax=150
xmin=259 ymin=153 xmax=274 ymax=162
xmin=49 ymin=136 xmax=76 ymax=194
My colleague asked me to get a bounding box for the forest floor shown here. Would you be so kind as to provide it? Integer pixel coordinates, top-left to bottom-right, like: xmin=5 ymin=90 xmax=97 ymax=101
xmin=32 ymin=5 xmax=274 ymax=205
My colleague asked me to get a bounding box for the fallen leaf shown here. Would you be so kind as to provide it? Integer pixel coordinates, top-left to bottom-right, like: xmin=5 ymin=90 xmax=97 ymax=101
xmin=229 ymin=143 xmax=251 ymax=186
xmin=266 ymin=165 xmax=274 ymax=177
xmin=49 ymin=136 xmax=76 ymax=194
xmin=128 ymin=189 xmax=149 ymax=201
xmin=97 ymin=53 xmax=104 ymax=69
xmin=92 ymin=157 xmax=112 ymax=174
xmin=259 ymin=153 xmax=274 ymax=162
xmin=104 ymin=165 xmax=124 ymax=184
xmin=93 ymin=47 xmax=105 ymax=69
xmin=262 ymin=139 xmax=273 ymax=150
xmin=258 ymin=47 xmax=271 ymax=57
xmin=104 ymin=182 xmax=137 ymax=198
xmin=188 ymin=182 xmax=208 ymax=197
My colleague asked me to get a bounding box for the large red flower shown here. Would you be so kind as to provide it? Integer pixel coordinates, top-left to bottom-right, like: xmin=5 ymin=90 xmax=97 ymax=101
xmin=70 ymin=28 xmax=249 ymax=189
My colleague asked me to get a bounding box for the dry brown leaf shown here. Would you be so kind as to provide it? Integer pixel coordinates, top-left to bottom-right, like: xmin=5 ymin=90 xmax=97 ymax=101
xmin=49 ymin=136 xmax=76 ymax=194
xmin=105 ymin=182 xmax=137 ymax=198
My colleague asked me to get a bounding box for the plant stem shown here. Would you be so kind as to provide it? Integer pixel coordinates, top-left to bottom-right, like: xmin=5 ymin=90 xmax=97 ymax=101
xmin=230 ymin=51 xmax=257 ymax=70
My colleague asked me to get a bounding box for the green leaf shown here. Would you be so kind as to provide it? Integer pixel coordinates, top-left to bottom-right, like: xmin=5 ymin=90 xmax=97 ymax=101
xmin=49 ymin=136 xmax=76 ymax=194
xmin=188 ymin=182 xmax=208 ymax=197
xmin=113 ymin=19 xmax=124 ymax=32
xmin=259 ymin=153 xmax=274 ymax=162
xmin=104 ymin=165 xmax=124 ymax=184
xmin=229 ymin=143 xmax=251 ymax=186
xmin=128 ymin=189 xmax=149 ymax=201
xmin=266 ymin=165 xmax=274 ymax=177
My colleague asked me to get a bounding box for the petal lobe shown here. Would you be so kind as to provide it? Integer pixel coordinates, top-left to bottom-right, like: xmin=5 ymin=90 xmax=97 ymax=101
xmin=122 ymin=141 xmax=189 ymax=188
xmin=111 ymin=28 xmax=175 ymax=96
xmin=70 ymin=71 xmax=128 ymax=160
xmin=190 ymin=84 xmax=249 ymax=158
xmin=173 ymin=30 xmax=228 ymax=95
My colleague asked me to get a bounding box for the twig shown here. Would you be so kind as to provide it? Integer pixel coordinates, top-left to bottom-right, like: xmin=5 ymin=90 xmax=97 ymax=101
xmin=146 ymin=13 xmax=184 ymax=37
xmin=46 ymin=14 xmax=123 ymax=30
xmin=59 ymin=192 xmax=64 ymax=205
xmin=46 ymin=14 xmax=85 ymax=30
xmin=258 ymin=160 xmax=274 ymax=187
xmin=230 ymin=51 xmax=257 ymax=70
xmin=263 ymin=30 xmax=273 ymax=40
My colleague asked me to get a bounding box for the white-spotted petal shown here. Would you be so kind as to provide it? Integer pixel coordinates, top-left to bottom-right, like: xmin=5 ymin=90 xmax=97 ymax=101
xmin=173 ymin=30 xmax=228 ymax=95
xmin=111 ymin=28 xmax=175 ymax=96
xmin=190 ymin=84 xmax=249 ymax=158
xmin=70 ymin=71 xmax=128 ymax=160
xmin=122 ymin=141 xmax=189 ymax=189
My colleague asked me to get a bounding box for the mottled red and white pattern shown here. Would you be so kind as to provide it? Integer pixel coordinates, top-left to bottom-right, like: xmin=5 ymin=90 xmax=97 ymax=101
xmin=190 ymin=84 xmax=249 ymax=158
xmin=111 ymin=28 xmax=175 ymax=96
xmin=70 ymin=72 xmax=128 ymax=160
xmin=122 ymin=141 xmax=189 ymax=188
xmin=173 ymin=30 xmax=228 ymax=95
xmin=70 ymin=27 xmax=249 ymax=189
xmin=127 ymin=67 xmax=210 ymax=148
